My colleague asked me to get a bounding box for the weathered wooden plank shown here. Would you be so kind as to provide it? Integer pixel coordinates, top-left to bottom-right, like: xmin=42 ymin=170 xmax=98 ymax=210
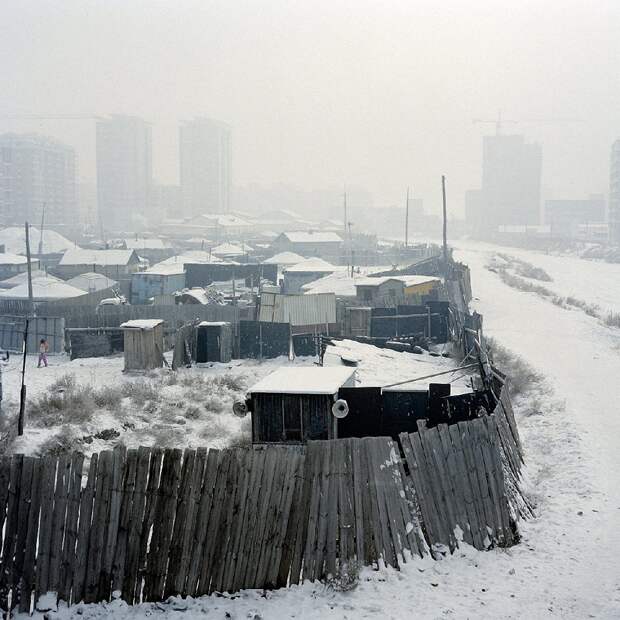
xmin=448 ymin=424 xmax=485 ymax=550
xmin=59 ymin=452 xmax=84 ymax=605
xmin=49 ymin=456 xmax=71 ymax=596
xmin=122 ymin=446 xmax=150 ymax=604
xmin=85 ymin=450 xmax=113 ymax=603
xmin=185 ymin=449 xmax=220 ymax=597
xmin=0 ymin=457 xmax=11 ymax=547
xmin=0 ymin=455 xmax=23 ymax=610
xmin=134 ymin=447 xmax=162 ymax=602
xmin=221 ymin=448 xmax=253 ymax=593
xmin=350 ymin=439 xmax=366 ymax=565
xmin=19 ymin=458 xmax=43 ymax=613
xmin=210 ymin=449 xmax=243 ymax=593
xmin=244 ymin=448 xmax=279 ymax=588
xmin=197 ymin=449 xmax=233 ymax=595
xmin=112 ymin=448 xmax=137 ymax=596
xmin=437 ymin=424 xmax=472 ymax=547
xmin=72 ymin=453 xmax=98 ymax=603
xmin=164 ymin=449 xmax=196 ymax=599
xmin=36 ymin=456 xmax=58 ymax=600
xmin=99 ymin=447 xmax=126 ymax=601
xmin=324 ymin=441 xmax=339 ymax=579
xmin=457 ymin=421 xmax=493 ymax=549
xmin=307 ymin=441 xmax=331 ymax=581
xmin=364 ymin=438 xmax=396 ymax=568
xmin=267 ymin=451 xmax=301 ymax=588
xmin=486 ymin=416 xmax=517 ymax=544
xmin=358 ymin=437 xmax=377 ymax=564
xmin=174 ymin=447 xmax=207 ymax=597
xmin=144 ymin=448 xmax=182 ymax=601
xmin=254 ymin=449 xmax=289 ymax=589
xmin=419 ymin=427 xmax=458 ymax=552
xmin=338 ymin=439 xmax=355 ymax=564
xmin=400 ymin=432 xmax=444 ymax=554
xmin=276 ymin=450 xmax=305 ymax=588
xmin=11 ymin=456 xmax=34 ymax=611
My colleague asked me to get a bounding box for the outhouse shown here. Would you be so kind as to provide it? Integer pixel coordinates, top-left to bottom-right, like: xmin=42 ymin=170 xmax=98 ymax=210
xmin=247 ymin=366 xmax=356 ymax=443
xmin=120 ymin=319 xmax=165 ymax=371
xmin=196 ymin=321 xmax=233 ymax=363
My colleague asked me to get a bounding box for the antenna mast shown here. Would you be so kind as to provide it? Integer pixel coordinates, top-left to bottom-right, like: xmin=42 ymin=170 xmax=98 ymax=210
xmin=405 ymin=187 xmax=410 ymax=248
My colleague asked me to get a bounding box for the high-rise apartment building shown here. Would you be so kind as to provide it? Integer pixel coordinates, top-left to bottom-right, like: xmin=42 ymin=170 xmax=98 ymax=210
xmin=96 ymin=115 xmax=152 ymax=231
xmin=609 ymin=140 xmax=620 ymax=244
xmin=467 ymin=134 xmax=542 ymax=236
xmin=0 ymin=133 xmax=76 ymax=226
xmin=179 ymin=117 xmax=231 ymax=216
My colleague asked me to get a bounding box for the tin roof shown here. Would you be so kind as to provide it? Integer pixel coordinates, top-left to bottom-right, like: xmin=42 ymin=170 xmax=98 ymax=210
xmin=258 ymin=292 xmax=336 ymax=325
xmin=120 ymin=319 xmax=164 ymax=330
xmin=249 ymin=366 xmax=356 ymax=395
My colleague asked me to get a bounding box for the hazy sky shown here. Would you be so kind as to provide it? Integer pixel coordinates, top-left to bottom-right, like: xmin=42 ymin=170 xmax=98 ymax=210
xmin=1 ymin=0 xmax=619 ymax=214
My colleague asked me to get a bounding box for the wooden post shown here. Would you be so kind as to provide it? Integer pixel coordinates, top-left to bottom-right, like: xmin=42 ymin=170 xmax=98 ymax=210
xmin=18 ymin=318 xmax=29 ymax=436
xmin=25 ymin=222 xmax=34 ymax=315
xmin=442 ymin=175 xmax=448 ymax=270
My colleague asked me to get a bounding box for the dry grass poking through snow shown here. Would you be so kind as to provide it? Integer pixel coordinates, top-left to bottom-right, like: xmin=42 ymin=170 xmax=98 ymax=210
xmin=486 ymin=337 xmax=543 ymax=399
xmin=22 ymin=369 xmax=253 ymax=457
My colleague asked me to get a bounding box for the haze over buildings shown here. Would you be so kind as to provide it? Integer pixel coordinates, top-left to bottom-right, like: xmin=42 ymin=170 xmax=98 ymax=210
xmin=609 ymin=140 xmax=620 ymax=244
xmin=96 ymin=115 xmax=152 ymax=231
xmin=0 ymin=133 xmax=76 ymax=226
xmin=180 ymin=118 xmax=231 ymax=217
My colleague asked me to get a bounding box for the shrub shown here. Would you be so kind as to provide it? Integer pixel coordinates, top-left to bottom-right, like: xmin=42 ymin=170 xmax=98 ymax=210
xmin=93 ymin=386 xmax=123 ymax=409
xmin=38 ymin=427 xmax=82 ymax=456
xmin=213 ymin=374 xmax=246 ymax=392
xmin=28 ymin=385 xmax=95 ymax=428
xmin=486 ymin=338 xmax=541 ymax=398
xmin=185 ymin=405 xmax=203 ymax=420
xmin=122 ymin=380 xmax=161 ymax=406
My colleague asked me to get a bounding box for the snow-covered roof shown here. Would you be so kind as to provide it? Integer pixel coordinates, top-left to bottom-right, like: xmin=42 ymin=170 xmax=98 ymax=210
xmin=249 ymin=366 xmax=356 ymax=395
xmin=0 ymin=226 xmax=76 ymax=255
xmin=280 ymin=231 xmax=342 ymax=243
xmin=355 ymin=275 xmax=440 ymax=288
xmin=124 ymin=238 xmax=171 ymax=250
xmin=283 ymin=258 xmax=337 ymax=273
xmin=197 ymin=321 xmax=231 ymax=327
xmin=66 ymin=272 xmax=117 ymax=292
xmin=301 ymin=271 xmax=357 ymax=296
xmin=59 ymin=249 xmax=138 ymax=266
xmin=213 ymin=214 xmax=254 ymax=228
xmin=0 ymin=252 xmax=30 ymax=265
xmin=0 ymin=270 xmax=59 ymax=289
xmin=262 ymin=251 xmax=307 ymax=265
xmin=211 ymin=243 xmax=250 ymax=257
xmin=120 ymin=319 xmax=164 ymax=330
xmin=156 ymin=251 xmax=223 ymax=266
xmin=0 ymin=276 xmax=88 ymax=301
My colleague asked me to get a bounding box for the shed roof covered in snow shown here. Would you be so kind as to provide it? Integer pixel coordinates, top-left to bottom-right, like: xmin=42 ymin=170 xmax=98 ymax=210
xmin=0 ymin=270 xmax=59 ymax=289
xmin=262 ymin=251 xmax=307 ymax=265
xmin=124 ymin=238 xmax=171 ymax=250
xmin=120 ymin=319 xmax=164 ymax=330
xmin=0 ymin=276 xmax=88 ymax=301
xmin=283 ymin=258 xmax=336 ymax=274
xmin=0 ymin=252 xmax=31 ymax=265
xmin=249 ymin=366 xmax=356 ymax=395
xmin=211 ymin=242 xmax=250 ymax=257
xmin=278 ymin=231 xmax=342 ymax=244
xmin=59 ymin=248 xmax=140 ymax=267
xmin=0 ymin=227 xmax=76 ymax=255
xmin=355 ymin=275 xmax=440 ymax=288
xmin=66 ymin=272 xmax=117 ymax=292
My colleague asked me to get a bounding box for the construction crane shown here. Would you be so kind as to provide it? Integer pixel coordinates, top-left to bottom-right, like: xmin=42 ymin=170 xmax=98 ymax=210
xmin=473 ymin=110 xmax=584 ymax=135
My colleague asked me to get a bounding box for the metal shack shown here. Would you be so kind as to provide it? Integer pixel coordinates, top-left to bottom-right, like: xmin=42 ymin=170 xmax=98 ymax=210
xmin=247 ymin=366 xmax=356 ymax=443
xmin=196 ymin=321 xmax=233 ymax=363
xmin=120 ymin=319 xmax=165 ymax=371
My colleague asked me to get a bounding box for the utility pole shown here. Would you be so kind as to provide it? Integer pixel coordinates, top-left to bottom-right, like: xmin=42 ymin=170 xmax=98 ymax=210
xmin=18 ymin=318 xmax=28 ymax=436
xmin=38 ymin=204 xmax=45 ymax=256
xmin=343 ymin=190 xmax=348 ymax=233
xmin=405 ymin=187 xmax=410 ymax=248
xmin=441 ymin=175 xmax=448 ymax=269
xmin=348 ymin=221 xmax=355 ymax=276
xmin=25 ymin=222 xmax=34 ymax=315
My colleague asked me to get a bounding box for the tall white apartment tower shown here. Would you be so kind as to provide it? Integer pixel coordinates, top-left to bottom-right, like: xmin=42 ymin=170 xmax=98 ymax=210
xmin=179 ymin=117 xmax=231 ymax=216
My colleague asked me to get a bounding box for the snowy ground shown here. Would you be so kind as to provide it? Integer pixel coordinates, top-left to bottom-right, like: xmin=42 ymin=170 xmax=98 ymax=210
xmin=1 ymin=339 xmax=464 ymax=459
xmin=12 ymin=242 xmax=620 ymax=618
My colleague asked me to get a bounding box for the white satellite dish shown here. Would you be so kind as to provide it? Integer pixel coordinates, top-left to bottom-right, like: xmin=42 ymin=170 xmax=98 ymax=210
xmin=331 ymin=399 xmax=349 ymax=419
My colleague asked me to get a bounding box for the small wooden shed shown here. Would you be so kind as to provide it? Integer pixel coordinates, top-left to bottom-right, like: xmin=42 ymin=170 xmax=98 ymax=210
xmin=196 ymin=321 xmax=233 ymax=363
xmin=247 ymin=366 xmax=356 ymax=443
xmin=120 ymin=319 xmax=165 ymax=372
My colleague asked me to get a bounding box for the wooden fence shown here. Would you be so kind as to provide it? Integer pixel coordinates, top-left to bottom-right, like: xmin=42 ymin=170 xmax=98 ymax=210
xmin=0 ymin=412 xmax=527 ymax=614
